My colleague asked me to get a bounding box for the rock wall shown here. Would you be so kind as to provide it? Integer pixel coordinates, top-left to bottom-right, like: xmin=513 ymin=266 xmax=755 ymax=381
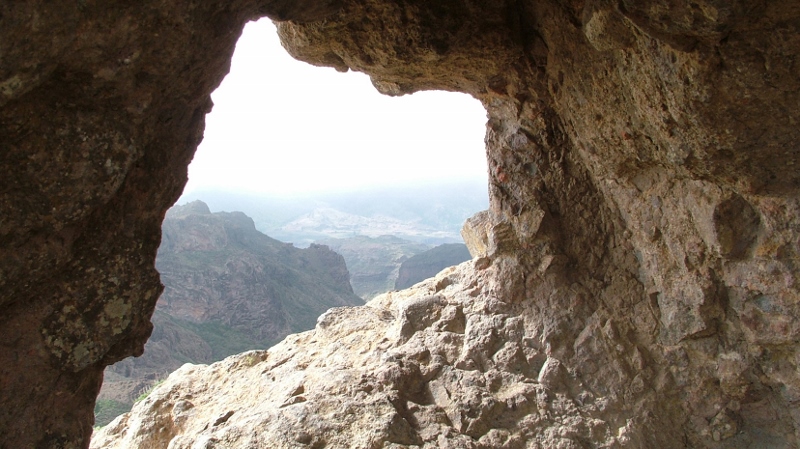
xmin=2 ymin=0 xmax=799 ymax=448
xmin=278 ymin=1 xmax=800 ymax=445
xmin=395 ymin=243 xmax=472 ymax=290
xmin=0 ymin=1 xmax=339 ymax=447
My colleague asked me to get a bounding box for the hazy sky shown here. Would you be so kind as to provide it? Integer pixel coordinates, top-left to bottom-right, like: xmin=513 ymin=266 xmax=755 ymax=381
xmin=182 ymin=19 xmax=489 ymax=197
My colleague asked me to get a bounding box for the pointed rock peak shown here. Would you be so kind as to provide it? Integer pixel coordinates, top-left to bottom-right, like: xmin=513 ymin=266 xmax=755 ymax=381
xmin=167 ymin=200 xmax=212 ymax=218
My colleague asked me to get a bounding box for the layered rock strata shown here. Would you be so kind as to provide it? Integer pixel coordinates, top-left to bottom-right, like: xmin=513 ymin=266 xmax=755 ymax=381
xmin=2 ymin=0 xmax=800 ymax=448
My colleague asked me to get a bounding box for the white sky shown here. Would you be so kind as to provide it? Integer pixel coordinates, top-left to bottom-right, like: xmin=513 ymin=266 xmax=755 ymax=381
xmin=183 ymin=19 xmax=489 ymax=197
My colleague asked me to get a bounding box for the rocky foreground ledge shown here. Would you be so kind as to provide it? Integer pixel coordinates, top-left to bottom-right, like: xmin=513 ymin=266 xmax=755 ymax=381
xmin=93 ymin=255 xmax=664 ymax=449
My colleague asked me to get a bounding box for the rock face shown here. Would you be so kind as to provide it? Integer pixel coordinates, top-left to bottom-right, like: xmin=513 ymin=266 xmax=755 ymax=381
xmin=97 ymin=263 xmax=672 ymax=448
xmin=395 ymin=244 xmax=472 ymax=290
xmin=461 ymin=210 xmax=492 ymax=259
xmin=0 ymin=1 xmax=342 ymax=446
xmin=156 ymin=201 xmax=359 ymax=344
xmin=97 ymin=201 xmax=362 ymax=423
xmin=3 ymin=0 xmax=800 ymax=448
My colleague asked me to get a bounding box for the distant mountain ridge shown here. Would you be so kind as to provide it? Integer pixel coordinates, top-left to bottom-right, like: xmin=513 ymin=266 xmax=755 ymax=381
xmin=179 ymin=180 xmax=489 ymax=246
xmin=156 ymin=201 xmax=359 ymax=339
xmin=97 ymin=201 xmax=363 ymax=425
xmin=280 ymin=207 xmax=455 ymax=242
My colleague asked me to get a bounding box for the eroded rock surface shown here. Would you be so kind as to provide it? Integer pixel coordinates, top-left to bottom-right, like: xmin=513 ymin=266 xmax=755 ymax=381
xmin=3 ymin=0 xmax=800 ymax=447
xmin=279 ymin=2 xmax=800 ymax=446
xmin=94 ymin=263 xmax=675 ymax=448
xmin=0 ymin=1 xmax=342 ymax=447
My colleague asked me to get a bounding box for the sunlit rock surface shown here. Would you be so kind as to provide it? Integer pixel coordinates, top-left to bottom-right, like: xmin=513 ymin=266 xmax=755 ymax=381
xmin=3 ymin=0 xmax=800 ymax=447
xmin=95 ymin=262 xmax=668 ymax=448
xmin=276 ymin=3 xmax=800 ymax=445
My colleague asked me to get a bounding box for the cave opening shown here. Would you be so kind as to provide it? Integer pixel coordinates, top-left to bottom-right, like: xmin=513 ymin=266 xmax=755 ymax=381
xmin=4 ymin=1 xmax=799 ymax=446
xmin=183 ymin=19 xmax=489 ymax=205
xmin=94 ymin=18 xmax=490 ymax=428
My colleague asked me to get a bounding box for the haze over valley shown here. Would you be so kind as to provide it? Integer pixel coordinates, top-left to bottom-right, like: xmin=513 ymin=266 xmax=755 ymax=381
xmin=179 ymin=180 xmax=489 ymax=246
xmin=179 ymin=181 xmax=487 ymax=299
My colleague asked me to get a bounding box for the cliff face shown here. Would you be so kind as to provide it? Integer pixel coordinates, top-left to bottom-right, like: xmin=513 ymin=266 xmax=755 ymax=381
xmin=316 ymin=235 xmax=432 ymax=299
xmin=0 ymin=1 xmax=343 ymax=445
xmin=272 ymin=2 xmax=800 ymax=446
xmin=395 ymin=243 xmax=472 ymax=290
xmin=98 ymin=201 xmax=362 ymax=421
xmin=2 ymin=0 xmax=800 ymax=448
xmin=156 ymin=201 xmax=358 ymax=341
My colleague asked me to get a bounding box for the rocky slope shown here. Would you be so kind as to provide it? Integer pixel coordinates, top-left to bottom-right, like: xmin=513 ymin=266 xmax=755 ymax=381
xmin=315 ymin=235 xmax=432 ymax=300
xmin=395 ymin=243 xmax=472 ymax=290
xmin=90 ymin=256 xmax=679 ymax=448
xmin=3 ymin=0 xmax=800 ymax=447
xmin=93 ymin=261 xmax=559 ymax=449
xmin=95 ymin=201 xmax=363 ymax=424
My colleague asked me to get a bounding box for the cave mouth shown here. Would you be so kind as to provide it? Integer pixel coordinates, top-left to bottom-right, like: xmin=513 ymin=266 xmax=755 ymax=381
xmin=94 ymin=18 xmax=490 ymax=428
xmin=5 ymin=1 xmax=800 ymax=447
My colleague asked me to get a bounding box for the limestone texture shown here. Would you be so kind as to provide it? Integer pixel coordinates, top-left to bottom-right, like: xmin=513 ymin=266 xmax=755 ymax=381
xmin=3 ymin=0 xmax=800 ymax=448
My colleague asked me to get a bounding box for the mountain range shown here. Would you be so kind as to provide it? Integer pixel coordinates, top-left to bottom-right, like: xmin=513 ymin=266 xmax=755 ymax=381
xmin=179 ymin=180 xmax=489 ymax=246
